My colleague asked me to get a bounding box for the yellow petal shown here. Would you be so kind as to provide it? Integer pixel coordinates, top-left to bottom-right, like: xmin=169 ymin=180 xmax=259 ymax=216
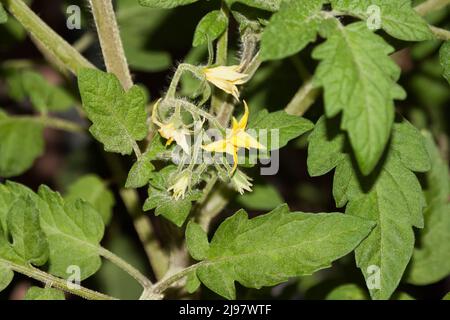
xmin=204 ymin=65 xmax=248 ymax=82
xmin=232 ymin=130 xmax=266 ymax=150
xmin=206 ymin=77 xmax=240 ymax=100
xmin=231 ymin=148 xmax=238 ymax=174
xmin=151 ymin=99 xmax=163 ymax=127
xmin=202 ymin=139 xmax=229 ymax=153
xmin=237 ymin=101 xmax=249 ymax=130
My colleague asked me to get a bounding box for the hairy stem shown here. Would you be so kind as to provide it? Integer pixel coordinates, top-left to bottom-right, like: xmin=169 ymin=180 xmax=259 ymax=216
xmin=120 ymin=189 xmax=169 ymax=280
xmin=98 ymin=246 xmax=153 ymax=288
xmin=430 ymin=26 xmax=450 ymax=40
xmin=285 ymin=79 xmax=320 ymax=116
xmin=22 ymin=116 xmax=86 ymax=134
xmin=415 ymin=0 xmax=450 ymax=16
xmin=88 ymin=0 xmax=133 ymax=90
xmin=1 ymin=259 xmax=117 ymax=300
xmin=152 ymin=261 xmax=207 ymax=295
xmin=2 ymin=0 xmax=94 ymax=74
xmin=166 ymin=63 xmax=202 ymax=98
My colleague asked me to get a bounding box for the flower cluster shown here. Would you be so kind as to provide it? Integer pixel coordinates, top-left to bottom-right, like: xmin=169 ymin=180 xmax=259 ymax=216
xmin=151 ymin=65 xmax=265 ymax=199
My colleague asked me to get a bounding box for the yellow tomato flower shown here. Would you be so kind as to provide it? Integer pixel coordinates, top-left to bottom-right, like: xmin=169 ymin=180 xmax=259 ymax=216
xmin=152 ymin=100 xmax=190 ymax=154
xmin=203 ymin=65 xmax=248 ymax=100
xmin=202 ymin=101 xmax=265 ymax=173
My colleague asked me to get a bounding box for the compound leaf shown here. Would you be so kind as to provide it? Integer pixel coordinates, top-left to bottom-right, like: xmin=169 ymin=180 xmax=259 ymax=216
xmin=188 ymin=204 xmax=374 ymax=299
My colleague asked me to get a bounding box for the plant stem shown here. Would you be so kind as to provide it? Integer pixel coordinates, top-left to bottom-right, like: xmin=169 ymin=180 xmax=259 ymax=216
xmin=415 ymin=0 xmax=450 ymax=16
xmin=119 ymin=188 xmax=169 ymax=280
xmin=166 ymin=63 xmax=202 ymax=98
xmin=430 ymin=26 xmax=450 ymax=40
xmin=98 ymin=246 xmax=153 ymax=288
xmin=21 ymin=115 xmax=85 ymax=134
xmin=88 ymin=0 xmax=133 ymax=90
xmin=285 ymin=79 xmax=320 ymax=116
xmin=210 ymin=3 xmax=229 ymax=114
xmin=3 ymin=0 xmax=94 ymax=75
xmin=1 ymin=259 xmax=116 ymax=300
xmin=152 ymin=261 xmax=206 ymax=295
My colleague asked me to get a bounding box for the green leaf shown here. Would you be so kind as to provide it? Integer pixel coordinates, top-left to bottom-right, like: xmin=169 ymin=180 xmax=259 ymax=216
xmin=408 ymin=133 xmax=450 ymax=285
xmin=125 ymin=157 xmax=155 ymax=189
xmin=7 ymin=196 xmax=48 ymax=266
xmin=143 ymin=188 xmax=200 ymax=227
xmin=248 ymin=110 xmax=314 ymax=150
xmin=0 ymin=3 xmax=8 ymax=24
xmin=125 ymin=136 xmax=166 ymax=188
xmin=0 ymin=112 xmax=44 ymax=177
xmin=65 ymin=175 xmax=115 ymax=224
xmin=312 ymin=21 xmax=405 ymax=175
xmin=189 ymin=204 xmax=375 ymax=299
xmin=138 ymin=0 xmax=199 ymax=9
xmin=38 ymin=186 xmax=105 ymax=280
xmin=440 ymin=41 xmax=450 ymax=84
xmin=6 ymin=70 xmax=74 ymax=112
xmin=326 ymin=284 xmax=367 ymax=300
xmin=308 ymin=118 xmax=430 ymax=299
xmin=193 ymin=10 xmax=228 ymax=47
xmin=307 ymin=116 xmax=345 ymax=177
xmin=396 ymin=292 xmax=414 ymax=300
xmin=186 ymin=270 xmax=201 ymax=294
xmin=390 ymin=120 xmax=431 ymax=173
xmin=78 ymin=68 xmax=148 ymax=155
xmin=237 ymin=184 xmax=284 ymax=210
xmin=330 ymin=0 xmax=434 ymax=41
xmin=0 ymin=263 xmax=13 ymax=292
xmin=24 ymin=287 xmax=65 ymax=300
xmin=260 ymin=0 xmax=325 ymax=61
xmin=443 ymin=292 xmax=450 ymax=300
xmin=226 ymin=0 xmax=281 ymax=12
xmin=186 ymin=221 xmax=209 ymax=261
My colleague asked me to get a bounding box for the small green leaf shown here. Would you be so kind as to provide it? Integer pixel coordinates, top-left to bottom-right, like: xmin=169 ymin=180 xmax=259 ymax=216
xmin=78 ymin=68 xmax=148 ymax=155
xmin=0 ymin=3 xmax=8 ymax=24
xmin=312 ymin=22 xmax=405 ymax=175
xmin=330 ymin=0 xmax=434 ymax=41
xmin=326 ymin=284 xmax=367 ymax=300
xmin=65 ymin=175 xmax=115 ymax=225
xmin=440 ymin=41 xmax=450 ymax=84
xmin=186 ymin=221 xmax=209 ymax=261
xmin=261 ymin=0 xmax=325 ymax=60
xmin=138 ymin=0 xmax=199 ymax=9
xmin=408 ymin=133 xmax=450 ymax=285
xmin=0 ymin=263 xmax=13 ymax=292
xmin=126 ymin=156 xmax=155 ymax=189
xmin=191 ymin=204 xmax=375 ymax=299
xmin=0 ymin=112 xmax=44 ymax=177
xmin=443 ymin=292 xmax=450 ymax=300
xmin=38 ymin=186 xmax=105 ymax=280
xmin=24 ymin=287 xmax=65 ymax=300
xmin=237 ymin=184 xmax=284 ymax=210
xmin=226 ymin=0 xmax=281 ymax=12
xmin=7 ymin=196 xmax=48 ymax=266
xmin=186 ymin=270 xmax=201 ymax=294
xmin=248 ymin=110 xmax=314 ymax=150
xmin=193 ymin=10 xmax=228 ymax=47
xmin=143 ymin=188 xmax=200 ymax=227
